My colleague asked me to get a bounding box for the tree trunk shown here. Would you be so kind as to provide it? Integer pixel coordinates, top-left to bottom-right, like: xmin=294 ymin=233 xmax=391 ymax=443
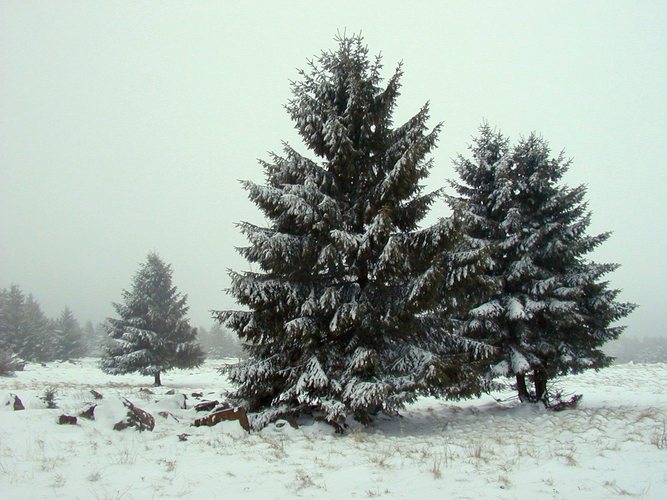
xmin=533 ymin=369 xmax=547 ymax=403
xmin=516 ymin=373 xmax=530 ymax=402
xmin=154 ymin=371 xmax=162 ymax=387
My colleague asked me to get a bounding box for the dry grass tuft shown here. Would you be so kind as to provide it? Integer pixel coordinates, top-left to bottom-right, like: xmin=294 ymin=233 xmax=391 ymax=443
xmin=87 ymin=470 xmax=103 ymax=482
xmin=430 ymin=457 xmax=442 ymax=479
xmin=650 ymin=419 xmax=667 ymax=449
xmin=556 ymin=446 xmax=578 ymax=466
xmin=290 ymin=468 xmax=325 ymax=493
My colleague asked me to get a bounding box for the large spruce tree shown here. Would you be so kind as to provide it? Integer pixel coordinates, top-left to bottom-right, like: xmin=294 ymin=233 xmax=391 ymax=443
xmin=101 ymin=253 xmax=204 ymax=385
xmin=217 ymin=34 xmax=478 ymax=429
xmin=448 ymin=125 xmax=636 ymax=403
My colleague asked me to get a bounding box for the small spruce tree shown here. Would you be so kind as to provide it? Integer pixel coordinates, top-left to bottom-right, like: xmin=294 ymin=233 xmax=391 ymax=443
xmin=448 ymin=125 xmax=636 ymax=403
xmin=101 ymin=253 xmax=204 ymax=385
xmin=216 ymin=34 xmax=476 ymax=429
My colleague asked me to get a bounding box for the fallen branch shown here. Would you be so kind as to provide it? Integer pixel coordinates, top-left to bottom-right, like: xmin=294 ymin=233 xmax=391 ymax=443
xmin=113 ymin=398 xmax=155 ymax=431
xmin=194 ymin=400 xmax=219 ymax=412
xmin=79 ymin=404 xmax=97 ymax=420
xmin=193 ymin=407 xmax=250 ymax=431
xmin=546 ymin=394 xmax=582 ymax=412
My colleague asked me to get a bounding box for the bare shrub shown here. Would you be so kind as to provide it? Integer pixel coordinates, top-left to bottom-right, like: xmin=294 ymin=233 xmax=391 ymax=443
xmin=42 ymin=387 xmax=58 ymax=409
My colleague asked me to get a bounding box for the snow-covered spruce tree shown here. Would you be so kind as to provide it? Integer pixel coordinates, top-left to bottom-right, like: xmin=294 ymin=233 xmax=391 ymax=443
xmin=0 ymin=286 xmax=55 ymax=362
xmin=0 ymin=285 xmax=26 ymax=357
xmin=22 ymin=294 xmax=54 ymax=362
xmin=448 ymin=125 xmax=636 ymax=404
xmin=0 ymin=289 xmax=19 ymax=375
xmin=216 ymin=34 xmax=481 ymax=429
xmin=52 ymin=307 xmax=86 ymax=360
xmin=0 ymin=288 xmax=12 ymax=361
xmin=101 ymin=253 xmax=204 ymax=386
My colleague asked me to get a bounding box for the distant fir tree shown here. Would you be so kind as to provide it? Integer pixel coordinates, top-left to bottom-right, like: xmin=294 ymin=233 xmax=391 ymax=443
xmin=0 ymin=289 xmax=6 ymax=341
xmin=0 ymin=285 xmax=26 ymax=356
xmin=0 ymin=288 xmax=14 ymax=371
xmin=52 ymin=307 xmax=86 ymax=360
xmin=22 ymin=294 xmax=53 ymax=362
xmin=216 ymin=34 xmax=478 ymax=429
xmin=198 ymin=323 xmax=245 ymax=359
xmin=0 ymin=286 xmax=32 ymax=371
xmin=82 ymin=321 xmax=95 ymax=355
xmin=82 ymin=320 xmax=105 ymax=356
xmin=448 ymin=124 xmax=636 ymax=403
xmin=0 ymin=288 xmax=10 ymax=357
xmin=0 ymin=286 xmax=56 ymax=361
xmin=101 ymin=253 xmax=204 ymax=386
xmin=216 ymin=324 xmax=246 ymax=359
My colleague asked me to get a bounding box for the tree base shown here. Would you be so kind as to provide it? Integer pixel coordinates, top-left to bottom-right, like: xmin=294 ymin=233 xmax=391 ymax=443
xmin=514 ymin=372 xmax=582 ymax=410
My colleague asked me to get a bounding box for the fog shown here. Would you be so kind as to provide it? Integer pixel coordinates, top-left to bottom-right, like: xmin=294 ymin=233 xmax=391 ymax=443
xmin=1 ymin=2 xmax=665 ymax=336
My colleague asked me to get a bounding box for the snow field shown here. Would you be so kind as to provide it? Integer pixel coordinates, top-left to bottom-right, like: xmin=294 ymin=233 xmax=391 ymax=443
xmin=1 ymin=359 xmax=666 ymax=499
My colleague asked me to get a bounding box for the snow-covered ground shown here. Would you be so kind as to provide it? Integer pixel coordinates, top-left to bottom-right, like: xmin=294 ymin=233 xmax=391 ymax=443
xmin=1 ymin=359 xmax=666 ymax=499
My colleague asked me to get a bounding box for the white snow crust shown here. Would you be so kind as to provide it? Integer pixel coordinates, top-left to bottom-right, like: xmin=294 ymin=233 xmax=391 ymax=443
xmin=1 ymin=359 xmax=666 ymax=498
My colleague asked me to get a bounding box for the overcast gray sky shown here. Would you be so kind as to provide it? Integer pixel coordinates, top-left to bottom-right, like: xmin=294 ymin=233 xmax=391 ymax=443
xmin=1 ymin=1 xmax=665 ymax=336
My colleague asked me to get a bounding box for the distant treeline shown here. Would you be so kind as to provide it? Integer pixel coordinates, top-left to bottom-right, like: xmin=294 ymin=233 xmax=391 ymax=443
xmin=0 ymin=284 xmax=91 ymax=363
xmin=197 ymin=323 xmax=246 ymax=360
xmin=604 ymin=336 xmax=667 ymax=364
xmin=0 ymin=284 xmax=244 ymax=366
